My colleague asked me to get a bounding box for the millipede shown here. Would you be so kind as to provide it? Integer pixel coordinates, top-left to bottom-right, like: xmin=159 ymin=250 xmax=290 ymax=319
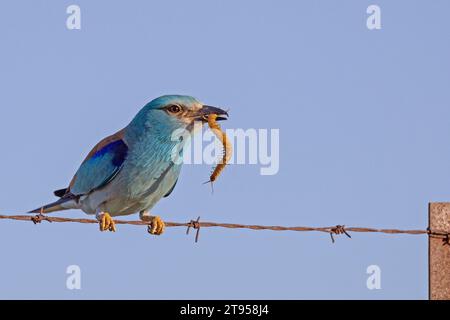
xmin=205 ymin=113 xmax=232 ymax=185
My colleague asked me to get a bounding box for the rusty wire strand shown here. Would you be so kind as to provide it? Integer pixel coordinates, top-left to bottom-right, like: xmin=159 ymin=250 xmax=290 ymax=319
xmin=0 ymin=213 xmax=449 ymax=244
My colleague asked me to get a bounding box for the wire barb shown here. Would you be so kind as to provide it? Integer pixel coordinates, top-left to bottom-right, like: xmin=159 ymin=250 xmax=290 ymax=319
xmin=329 ymin=225 xmax=351 ymax=243
xmin=31 ymin=208 xmax=52 ymax=224
xmin=32 ymin=215 xmax=53 ymax=224
xmin=186 ymin=216 xmax=201 ymax=243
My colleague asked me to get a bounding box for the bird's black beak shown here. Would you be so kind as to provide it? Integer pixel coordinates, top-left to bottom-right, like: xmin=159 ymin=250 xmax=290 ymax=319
xmin=199 ymin=105 xmax=229 ymax=122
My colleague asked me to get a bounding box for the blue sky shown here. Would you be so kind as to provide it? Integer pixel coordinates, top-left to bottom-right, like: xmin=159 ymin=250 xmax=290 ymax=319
xmin=0 ymin=0 xmax=449 ymax=299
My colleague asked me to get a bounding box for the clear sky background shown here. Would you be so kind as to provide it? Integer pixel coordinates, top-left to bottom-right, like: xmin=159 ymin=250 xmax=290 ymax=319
xmin=0 ymin=0 xmax=449 ymax=299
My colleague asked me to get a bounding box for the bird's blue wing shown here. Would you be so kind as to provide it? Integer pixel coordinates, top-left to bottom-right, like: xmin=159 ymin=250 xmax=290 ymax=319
xmin=69 ymin=136 xmax=128 ymax=196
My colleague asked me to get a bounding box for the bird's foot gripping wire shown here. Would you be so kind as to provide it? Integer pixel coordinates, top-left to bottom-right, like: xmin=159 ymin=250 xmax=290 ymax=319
xmin=144 ymin=215 xmax=165 ymax=235
xmin=98 ymin=212 xmax=116 ymax=232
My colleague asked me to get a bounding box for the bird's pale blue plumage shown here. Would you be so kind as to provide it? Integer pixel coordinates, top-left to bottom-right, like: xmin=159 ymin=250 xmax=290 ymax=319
xmin=30 ymin=95 xmax=229 ymax=228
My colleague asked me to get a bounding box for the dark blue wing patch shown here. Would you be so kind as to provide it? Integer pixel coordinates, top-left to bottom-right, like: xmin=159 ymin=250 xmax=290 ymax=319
xmin=91 ymin=139 xmax=128 ymax=167
xmin=70 ymin=139 xmax=129 ymax=195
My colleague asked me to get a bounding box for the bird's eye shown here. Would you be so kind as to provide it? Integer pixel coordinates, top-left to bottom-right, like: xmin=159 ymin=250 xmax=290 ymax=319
xmin=167 ymin=105 xmax=182 ymax=114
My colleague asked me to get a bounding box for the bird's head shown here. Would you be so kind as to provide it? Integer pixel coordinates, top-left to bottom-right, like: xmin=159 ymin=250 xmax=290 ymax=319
xmin=130 ymin=95 xmax=228 ymax=135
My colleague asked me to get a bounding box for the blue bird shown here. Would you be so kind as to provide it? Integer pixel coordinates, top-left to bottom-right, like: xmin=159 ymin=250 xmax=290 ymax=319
xmin=30 ymin=95 xmax=228 ymax=234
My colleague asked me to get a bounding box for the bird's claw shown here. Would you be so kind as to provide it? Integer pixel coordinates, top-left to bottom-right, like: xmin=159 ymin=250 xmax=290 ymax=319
xmin=147 ymin=216 xmax=165 ymax=235
xmin=99 ymin=212 xmax=116 ymax=232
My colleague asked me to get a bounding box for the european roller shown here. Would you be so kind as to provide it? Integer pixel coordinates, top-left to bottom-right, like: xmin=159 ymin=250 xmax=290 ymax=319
xmin=30 ymin=95 xmax=228 ymax=234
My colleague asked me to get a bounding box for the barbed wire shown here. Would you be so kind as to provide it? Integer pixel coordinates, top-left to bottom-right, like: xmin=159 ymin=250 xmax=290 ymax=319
xmin=0 ymin=213 xmax=449 ymax=245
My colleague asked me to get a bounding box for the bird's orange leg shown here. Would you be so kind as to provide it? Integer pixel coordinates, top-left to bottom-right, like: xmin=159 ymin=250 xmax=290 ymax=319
xmin=139 ymin=211 xmax=165 ymax=235
xmin=97 ymin=212 xmax=116 ymax=232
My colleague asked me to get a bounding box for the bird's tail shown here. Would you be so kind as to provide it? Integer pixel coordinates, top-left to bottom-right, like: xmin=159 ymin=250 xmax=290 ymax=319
xmin=29 ymin=197 xmax=78 ymax=214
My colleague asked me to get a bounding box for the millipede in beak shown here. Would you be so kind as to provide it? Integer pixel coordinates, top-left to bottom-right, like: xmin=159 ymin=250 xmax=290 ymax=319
xmin=205 ymin=113 xmax=232 ymax=186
